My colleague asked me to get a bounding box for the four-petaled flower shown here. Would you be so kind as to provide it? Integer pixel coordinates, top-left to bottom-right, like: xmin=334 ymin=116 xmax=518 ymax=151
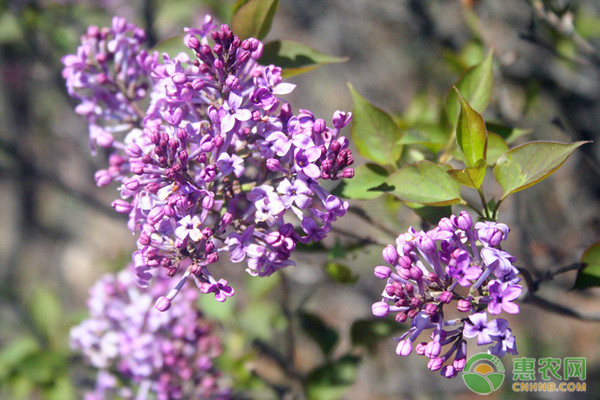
xmin=463 ymin=312 xmax=502 ymax=346
xmin=487 ymin=280 xmax=521 ymax=314
xmin=175 ymin=215 xmax=203 ymax=241
xmin=220 ymin=91 xmax=252 ymax=133
xmin=200 ymin=279 xmax=235 ymax=302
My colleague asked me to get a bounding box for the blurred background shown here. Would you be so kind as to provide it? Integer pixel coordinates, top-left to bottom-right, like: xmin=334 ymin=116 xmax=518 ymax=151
xmin=1 ymin=0 xmax=600 ymax=399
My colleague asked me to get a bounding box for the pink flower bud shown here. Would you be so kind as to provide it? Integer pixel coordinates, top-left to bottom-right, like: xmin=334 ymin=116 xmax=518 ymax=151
xmin=371 ymin=301 xmax=389 ymax=317
xmin=155 ymin=296 xmax=171 ymax=312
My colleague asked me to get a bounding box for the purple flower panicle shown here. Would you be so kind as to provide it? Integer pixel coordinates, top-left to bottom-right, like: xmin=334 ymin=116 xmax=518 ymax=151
xmin=70 ymin=268 xmax=231 ymax=400
xmin=371 ymin=212 xmax=521 ymax=378
xmin=63 ymin=16 xmax=354 ymax=306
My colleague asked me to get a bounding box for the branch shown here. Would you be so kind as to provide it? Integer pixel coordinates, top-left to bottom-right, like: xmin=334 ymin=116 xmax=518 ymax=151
xmin=0 ymin=136 xmax=120 ymax=220
xmin=524 ymin=0 xmax=600 ymax=67
xmin=522 ymin=293 xmax=600 ymax=322
xmin=330 ymin=226 xmax=389 ymax=247
xmin=518 ymin=263 xmax=583 ymax=294
xmin=518 ymin=264 xmax=600 ymax=322
xmin=348 ymin=206 xmax=399 ymax=239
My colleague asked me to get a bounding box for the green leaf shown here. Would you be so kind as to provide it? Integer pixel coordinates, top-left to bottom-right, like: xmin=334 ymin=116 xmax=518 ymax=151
xmin=486 ymin=132 xmax=509 ymax=166
xmin=332 ymin=163 xmax=389 ymax=200
xmin=383 ymin=161 xmax=462 ymax=206
xmin=9 ymin=375 xmax=35 ymax=400
xmin=454 ymin=87 xmax=488 ymax=167
xmin=28 ymin=288 xmax=63 ymax=344
xmin=493 ymin=141 xmax=589 ymax=200
xmin=324 ymin=262 xmax=358 ymax=284
xmin=328 ymin=239 xmax=347 ymax=260
xmin=574 ymin=241 xmax=600 ymax=290
xmin=45 ymin=375 xmax=76 ymax=400
xmin=0 ymin=336 xmax=40 ymax=379
xmin=350 ymin=319 xmax=399 ymax=351
xmin=232 ymin=0 xmax=250 ymax=16
xmin=447 ymin=159 xmax=487 ymax=188
xmin=306 ymin=355 xmax=361 ymax=400
xmin=349 ymin=84 xmax=403 ymax=166
xmin=261 ymin=40 xmax=348 ymax=78
xmin=238 ymin=301 xmax=283 ymax=340
xmin=446 ymin=50 xmax=494 ymax=126
xmin=404 ymin=203 xmax=453 ymax=225
xmin=20 ymin=352 xmax=62 ymax=384
xmin=298 ymin=311 xmax=339 ymax=358
xmin=231 ymin=0 xmax=279 ymax=40
xmin=486 ymin=122 xmax=531 ymax=144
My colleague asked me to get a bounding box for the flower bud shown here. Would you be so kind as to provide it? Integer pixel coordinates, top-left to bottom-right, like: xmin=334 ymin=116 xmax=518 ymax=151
xmin=395 ymin=340 xmax=413 ymax=356
xmin=425 ymin=341 xmax=442 ymax=359
xmin=440 ymin=365 xmax=457 ymax=378
xmin=112 ymin=199 xmax=132 ymax=214
xmin=374 ymin=266 xmax=391 ymax=279
xmin=371 ymin=301 xmax=389 ymax=317
xmin=457 ymin=299 xmax=471 ymax=312
xmin=155 ymin=296 xmax=171 ymax=312
xmin=382 ymin=245 xmax=399 ymax=265
xmin=427 ymin=357 xmax=444 ymax=371
xmin=125 ymin=143 xmax=143 ymax=157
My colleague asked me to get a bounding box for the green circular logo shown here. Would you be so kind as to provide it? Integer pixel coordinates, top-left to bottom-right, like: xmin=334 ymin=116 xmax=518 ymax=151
xmin=462 ymin=353 xmax=505 ymax=395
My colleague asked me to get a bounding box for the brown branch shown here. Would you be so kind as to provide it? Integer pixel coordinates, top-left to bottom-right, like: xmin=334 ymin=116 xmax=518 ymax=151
xmin=518 ymin=264 xmax=600 ymax=322
xmin=347 ymin=206 xmax=399 ymax=239
xmin=522 ymin=293 xmax=600 ymax=322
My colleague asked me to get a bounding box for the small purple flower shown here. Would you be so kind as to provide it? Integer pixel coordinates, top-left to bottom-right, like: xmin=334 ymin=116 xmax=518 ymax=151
xmin=294 ymin=147 xmax=322 ymax=179
xmin=220 ymin=91 xmax=251 ymax=133
xmin=200 ymin=279 xmax=235 ymax=302
xmin=174 ymin=214 xmax=204 ymax=241
xmin=225 ymin=225 xmax=255 ymax=263
xmin=277 ymin=178 xmax=313 ymax=209
xmin=475 ymin=221 xmax=509 ymax=246
xmin=299 ymin=217 xmax=330 ymax=243
xmin=481 ymin=247 xmax=517 ymax=278
xmin=463 ymin=312 xmax=501 ymax=345
xmin=487 ymin=281 xmax=521 ymax=315
xmin=266 ymin=131 xmax=292 ymax=156
xmin=216 ymin=152 xmax=245 ymax=178
xmin=489 ymin=321 xmax=518 ymax=357
xmin=446 ymin=250 xmax=481 ymax=287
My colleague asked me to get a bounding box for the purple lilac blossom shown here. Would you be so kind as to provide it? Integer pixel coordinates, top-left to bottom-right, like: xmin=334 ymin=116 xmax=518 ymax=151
xmin=63 ymin=16 xmax=354 ymax=306
xmin=70 ymin=268 xmax=231 ymax=400
xmin=371 ymin=211 xmax=521 ymax=378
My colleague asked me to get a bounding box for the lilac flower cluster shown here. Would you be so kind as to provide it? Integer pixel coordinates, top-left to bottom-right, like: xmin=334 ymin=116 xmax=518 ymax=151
xmin=63 ymin=16 xmax=354 ymax=306
xmin=62 ymin=16 xmax=157 ymax=154
xmin=371 ymin=212 xmax=520 ymax=378
xmin=70 ymin=269 xmax=231 ymax=400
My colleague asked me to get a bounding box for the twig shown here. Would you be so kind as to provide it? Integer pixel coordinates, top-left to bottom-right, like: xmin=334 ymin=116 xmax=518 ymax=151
xmin=329 ymin=226 xmax=389 ymax=247
xmin=0 ymin=137 xmax=120 ymax=220
xmin=523 ymin=293 xmax=600 ymax=322
xmin=518 ymin=263 xmax=583 ymax=294
xmin=525 ymin=0 xmax=600 ymax=67
xmin=518 ymin=264 xmax=600 ymax=322
xmin=347 ymin=206 xmax=399 ymax=239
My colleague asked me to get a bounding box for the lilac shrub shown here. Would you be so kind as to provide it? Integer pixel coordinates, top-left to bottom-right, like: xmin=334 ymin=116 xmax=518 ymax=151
xmin=371 ymin=211 xmax=520 ymax=378
xmin=63 ymin=16 xmax=354 ymax=306
xmin=70 ymin=269 xmax=231 ymax=400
